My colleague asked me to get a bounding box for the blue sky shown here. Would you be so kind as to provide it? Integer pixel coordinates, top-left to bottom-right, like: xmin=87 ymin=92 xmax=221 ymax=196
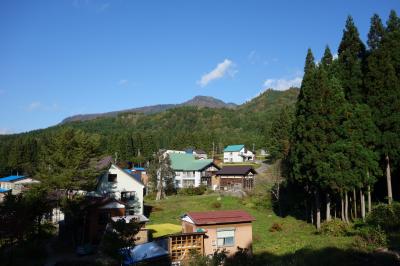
xmin=0 ymin=0 xmax=399 ymax=133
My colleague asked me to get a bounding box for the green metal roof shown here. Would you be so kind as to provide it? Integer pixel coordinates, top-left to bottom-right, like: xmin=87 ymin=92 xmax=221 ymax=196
xmin=169 ymin=153 xmax=213 ymax=171
xmin=224 ymin=145 xmax=245 ymax=152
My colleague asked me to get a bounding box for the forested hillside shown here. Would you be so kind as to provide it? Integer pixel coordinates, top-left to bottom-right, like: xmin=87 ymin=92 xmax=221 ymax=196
xmin=0 ymin=88 xmax=299 ymax=177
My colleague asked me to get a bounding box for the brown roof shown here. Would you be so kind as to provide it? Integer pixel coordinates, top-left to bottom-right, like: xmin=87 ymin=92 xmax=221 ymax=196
xmin=216 ymin=165 xmax=257 ymax=176
xmin=186 ymin=210 xmax=255 ymax=225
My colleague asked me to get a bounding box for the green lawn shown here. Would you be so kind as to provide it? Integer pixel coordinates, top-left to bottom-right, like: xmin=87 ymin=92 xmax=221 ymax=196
xmin=145 ymin=193 xmax=354 ymax=255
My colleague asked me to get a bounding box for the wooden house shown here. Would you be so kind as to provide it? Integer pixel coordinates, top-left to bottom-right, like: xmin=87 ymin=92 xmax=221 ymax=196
xmin=181 ymin=210 xmax=255 ymax=256
xmin=214 ymin=165 xmax=256 ymax=191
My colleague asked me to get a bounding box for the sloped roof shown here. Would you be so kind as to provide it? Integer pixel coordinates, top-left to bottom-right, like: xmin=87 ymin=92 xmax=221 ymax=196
xmin=169 ymin=153 xmax=214 ymax=171
xmin=224 ymin=145 xmax=244 ymax=152
xmin=121 ymin=241 xmax=169 ymax=264
xmin=0 ymin=175 xmax=26 ymax=182
xmin=216 ymin=165 xmax=257 ymax=176
xmin=185 ymin=210 xmax=255 ymax=225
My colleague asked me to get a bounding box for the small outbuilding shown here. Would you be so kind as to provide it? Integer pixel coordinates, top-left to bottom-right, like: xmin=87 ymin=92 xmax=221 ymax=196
xmin=214 ymin=165 xmax=256 ymax=191
xmin=181 ymin=210 xmax=255 ymax=256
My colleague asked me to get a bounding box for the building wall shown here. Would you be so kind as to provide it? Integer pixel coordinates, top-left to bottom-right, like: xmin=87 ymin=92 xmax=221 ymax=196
xmin=97 ymin=165 xmax=144 ymax=214
xmin=174 ymin=171 xmax=202 ymax=188
xmin=223 ymin=148 xmax=255 ymax=163
xmin=223 ymin=150 xmax=244 ymax=163
xmin=182 ymin=221 xmax=253 ymax=256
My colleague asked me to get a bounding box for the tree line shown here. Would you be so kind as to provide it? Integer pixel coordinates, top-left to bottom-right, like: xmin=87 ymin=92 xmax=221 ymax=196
xmin=270 ymin=10 xmax=400 ymax=230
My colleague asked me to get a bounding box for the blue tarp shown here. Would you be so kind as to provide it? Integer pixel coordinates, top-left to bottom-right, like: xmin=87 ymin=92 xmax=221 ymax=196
xmin=0 ymin=175 xmax=25 ymax=182
xmin=0 ymin=188 xmax=11 ymax=193
xmin=121 ymin=242 xmax=169 ymax=265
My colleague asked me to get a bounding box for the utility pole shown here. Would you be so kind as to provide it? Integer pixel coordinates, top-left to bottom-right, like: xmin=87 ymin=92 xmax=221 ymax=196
xmin=252 ymin=143 xmax=255 ymax=152
xmin=212 ymin=141 xmax=215 ymax=159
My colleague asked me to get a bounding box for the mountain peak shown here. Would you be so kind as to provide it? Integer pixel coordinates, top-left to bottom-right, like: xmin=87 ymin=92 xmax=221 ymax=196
xmin=181 ymin=95 xmax=237 ymax=108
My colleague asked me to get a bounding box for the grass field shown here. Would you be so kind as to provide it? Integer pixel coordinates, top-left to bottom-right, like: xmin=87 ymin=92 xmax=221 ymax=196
xmin=145 ymin=193 xmax=354 ymax=255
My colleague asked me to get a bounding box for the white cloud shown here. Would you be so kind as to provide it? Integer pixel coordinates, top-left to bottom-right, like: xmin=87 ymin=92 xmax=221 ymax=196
xmin=263 ymin=76 xmax=303 ymax=91
xmin=26 ymin=102 xmax=60 ymax=112
xmin=118 ymin=79 xmax=128 ymax=86
xmin=27 ymin=101 xmax=41 ymax=111
xmin=198 ymin=59 xmax=236 ymax=87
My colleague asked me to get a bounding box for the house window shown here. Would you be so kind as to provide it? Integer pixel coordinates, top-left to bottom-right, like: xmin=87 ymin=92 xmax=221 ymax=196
xmin=108 ymin=173 xmax=117 ymax=182
xmin=121 ymin=191 xmax=136 ymax=201
xmin=182 ymin=180 xmax=195 ymax=188
xmin=217 ymin=228 xmax=235 ymax=247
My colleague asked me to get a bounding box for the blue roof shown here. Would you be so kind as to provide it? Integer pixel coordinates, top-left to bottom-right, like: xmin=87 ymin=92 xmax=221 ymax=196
xmin=121 ymin=242 xmax=169 ymax=265
xmin=0 ymin=175 xmax=25 ymax=182
xmin=0 ymin=188 xmax=11 ymax=193
xmin=123 ymin=169 xmax=143 ymax=184
xmin=134 ymin=167 xmax=145 ymax=171
xmin=224 ymin=145 xmax=245 ymax=152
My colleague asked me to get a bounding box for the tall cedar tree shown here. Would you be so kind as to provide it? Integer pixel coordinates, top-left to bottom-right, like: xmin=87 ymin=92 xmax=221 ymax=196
xmin=338 ymin=16 xmax=366 ymax=104
xmin=267 ymin=106 xmax=294 ymax=161
xmin=38 ymin=128 xmax=101 ymax=191
xmin=367 ymin=14 xmax=385 ymax=50
xmin=365 ymin=10 xmax=400 ymax=204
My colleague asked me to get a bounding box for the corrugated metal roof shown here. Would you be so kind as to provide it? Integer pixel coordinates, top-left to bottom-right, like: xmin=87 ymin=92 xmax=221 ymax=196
xmin=0 ymin=175 xmax=26 ymax=182
xmin=185 ymin=210 xmax=255 ymax=225
xmin=216 ymin=165 xmax=257 ymax=175
xmin=169 ymin=153 xmax=213 ymax=171
xmin=224 ymin=145 xmax=244 ymax=152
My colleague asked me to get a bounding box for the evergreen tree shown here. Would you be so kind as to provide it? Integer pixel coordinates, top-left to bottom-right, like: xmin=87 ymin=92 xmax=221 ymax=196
xmin=367 ymin=14 xmax=385 ymax=50
xmin=38 ymin=128 xmax=101 ymax=191
xmin=321 ymin=45 xmax=333 ymax=67
xmin=338 ymin=16 xmax=366 ymax=103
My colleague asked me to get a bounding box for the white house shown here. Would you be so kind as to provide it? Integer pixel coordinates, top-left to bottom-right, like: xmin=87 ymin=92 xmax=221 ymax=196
xmin=0 ymin=175 xmax=40 ymax=194
xmin=169 ymin=153 xmax=220 ymax=188
xmin=223 ymin=145 xmax=255 ymax=163
xmin=97 ymin=164 xmax=145 ymax=215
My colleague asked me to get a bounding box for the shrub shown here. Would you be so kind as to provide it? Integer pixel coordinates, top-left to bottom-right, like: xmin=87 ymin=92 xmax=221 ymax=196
xmin=178 ymin=185 xmax=208 ymax=196
xmin=353 ymin=225 xmax=387 ymax=250
xmin=211 ymin=202 xmax=221 ymax=209
xmin=366 ymin=202 xmax=400 ymax=232
xmin=269 ymin=223 xmax=283 ymax=232
xmin=320 ymin=219 xmax=349 ymax=237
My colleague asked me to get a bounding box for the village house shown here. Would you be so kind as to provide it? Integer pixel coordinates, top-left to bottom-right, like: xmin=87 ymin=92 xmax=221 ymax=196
xmin=61 ymin=196 xmax=149 ymax=244
xmin=185 ymin=148 xmax=208 ymax=159
xmin=223 ymin=145 xmax=255 ymax=163
xmin=169 ymin=153 xmax=220 ymax=188
xmin=0 ymin=175 xmax=40 ymax=194
xmin=214 ymin=165 xmax=256 ymax=191
xmin=97 ymin=164 xmax=145 ymax=215
xmin=181 ymin=210 xmax=255 ymax=256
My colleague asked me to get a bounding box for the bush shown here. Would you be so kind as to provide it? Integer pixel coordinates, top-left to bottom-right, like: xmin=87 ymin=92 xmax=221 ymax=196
xmin=320 ymin=219 xmax=349 ymax=237
xmin=366 ymin=202 xmax=400 ymax=232
xmin=353 ymin=225 xmax=387 ymax=250
xmin=211 ymin=202 xmax=221 ymax=209
xmin=269 ymin=223 xmax=283 ymax=232
xmin=178 ymin=185 xmax=207 ymax=196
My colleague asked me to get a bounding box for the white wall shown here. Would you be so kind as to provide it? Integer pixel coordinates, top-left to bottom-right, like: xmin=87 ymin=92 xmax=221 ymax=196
xmin=174 ymin=171 xmax=202 ymax=188
xmin=97 ymin=164 xmax=144 ymax=215
xmin=223 ymin=147 xmax=254 ymax=163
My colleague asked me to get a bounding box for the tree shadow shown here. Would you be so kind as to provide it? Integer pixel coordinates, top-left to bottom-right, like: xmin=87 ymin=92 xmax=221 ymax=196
xmin=223 ymin=246 xmax=399 ymax=266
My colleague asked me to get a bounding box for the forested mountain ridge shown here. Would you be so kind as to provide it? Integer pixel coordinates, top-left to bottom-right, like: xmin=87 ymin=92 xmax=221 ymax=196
xmin=61 ymin=95 xmax=237 ymax=124
xmin=0 ymin=88 xmax=299 ymax=176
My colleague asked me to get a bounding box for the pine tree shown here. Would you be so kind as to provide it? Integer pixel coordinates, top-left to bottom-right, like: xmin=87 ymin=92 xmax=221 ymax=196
xmin=321 ymin=46 xmax=333 ymax=67
xmin=367 ymin=14 xmax=385 ymax=50
xmin=338 ymin=16 xmax=366 ymax=103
